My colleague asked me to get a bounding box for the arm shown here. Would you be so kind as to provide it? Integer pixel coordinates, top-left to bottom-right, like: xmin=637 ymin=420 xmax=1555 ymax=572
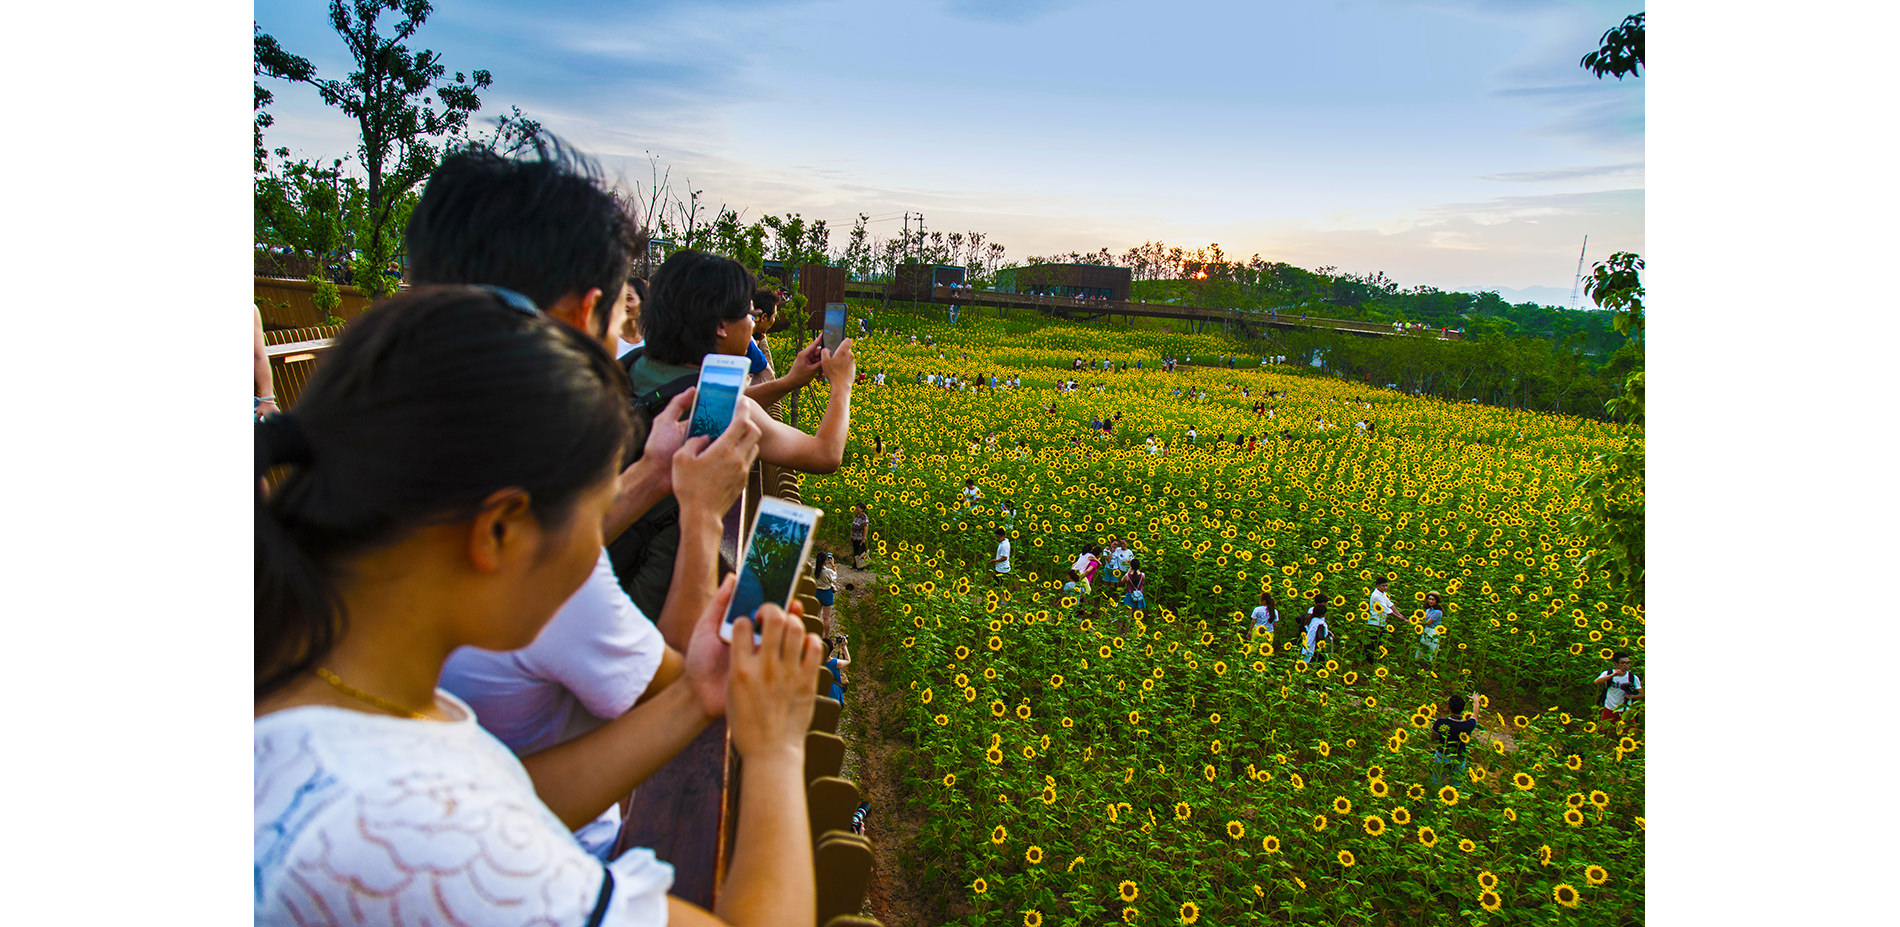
xmin=653 ymin=413 xmax=762 ymax=649
xmin=744 ymin=336 xmax=824 ymax=409
xmin=518 ymin=576 xmax=750 ymax=832
xmin=753 ymin=339 xmax=855 ymax=474
xmin=1594 ymin=671 xmax=1612 ymax=689
xmin=253 ymin=308 xmax=279 ymax=418
xmin=715 ymin=602 xmax=822 ymax=927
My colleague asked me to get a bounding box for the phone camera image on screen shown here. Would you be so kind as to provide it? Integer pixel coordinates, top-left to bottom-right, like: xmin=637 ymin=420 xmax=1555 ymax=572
xmin=724 ymin=504 xmax=818 ymax=640
xmin=690 ymin=361 xmax=747 ymax=439
xmin=823 ymin=304 xmax=847 ymax=352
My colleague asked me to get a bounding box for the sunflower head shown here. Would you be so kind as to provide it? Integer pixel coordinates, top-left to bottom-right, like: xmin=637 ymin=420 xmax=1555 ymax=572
xmin=1585 ymin=864 xmax=1608 ymax=886
xmin=1478 ymin=890 xmax=1502 ymax=913
xmin=1118 ymin=880 xmax=1139 ymax=902
xmin=1552 ymin=883 xmax=1580 ymax=908
xmin=1262 ymin=834 xmax=1281 ymax=853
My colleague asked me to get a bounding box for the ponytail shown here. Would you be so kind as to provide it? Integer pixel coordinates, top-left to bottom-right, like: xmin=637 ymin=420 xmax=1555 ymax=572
xmin=255 ymin=286 xmax=632 ymax=700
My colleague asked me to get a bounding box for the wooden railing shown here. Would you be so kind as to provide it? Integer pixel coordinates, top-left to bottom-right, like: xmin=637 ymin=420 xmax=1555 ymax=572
xmin=616 ymin=400 xmax=882 ymax=926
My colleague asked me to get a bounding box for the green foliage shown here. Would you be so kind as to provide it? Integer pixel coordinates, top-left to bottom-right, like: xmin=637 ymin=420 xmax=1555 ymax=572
xmin=1580 ymin=13 xmax=1645 ymax=80
xmin=1568 ymin=253 xmax=1644 ymax=608
xmin=256 ymin=0 xmax=494 ymax=269
xmin=1582 ymin=252 xmax=1644 ymax=338
xmin=306 ymin=274 xmax=343 ymax=317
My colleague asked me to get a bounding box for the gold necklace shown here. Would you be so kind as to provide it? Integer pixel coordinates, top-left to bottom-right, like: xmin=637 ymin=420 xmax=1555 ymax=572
xmin=314 ymin=667 xmax=433 ymax=720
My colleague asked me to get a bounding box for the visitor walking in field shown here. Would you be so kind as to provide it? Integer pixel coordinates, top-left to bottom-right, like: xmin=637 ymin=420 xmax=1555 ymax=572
xmin=814 ymin=552 xmax=839 ymax=637
xmin=1300 ymin=595 xmax=1331 ymax=663
xmin=1593 ymin=651 xmax=1642 ymax=732
xmin=1430 ymin=693 xmax=1477 ymax=786
xmin=1415 ymin=590 xmax=1446 ymax=663
xmin=850 ymin=502 xmax=870 ymax=568
xmin=1364 ymin=577 xmax=1396 ymax=662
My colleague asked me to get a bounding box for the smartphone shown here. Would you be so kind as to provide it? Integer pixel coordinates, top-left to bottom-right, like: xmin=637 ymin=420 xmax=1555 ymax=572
xmin=689 ymin=353 xmax=751 ymax=440
xmin=722 ymin=496 xmax=824 ymax=643
xmin=823 ymin=303 xmax=847 ymax=353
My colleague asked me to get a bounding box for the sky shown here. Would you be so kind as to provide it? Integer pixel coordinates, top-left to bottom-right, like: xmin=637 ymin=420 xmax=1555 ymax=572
xmin=254 ymin=0 xmax=1645 ymax=299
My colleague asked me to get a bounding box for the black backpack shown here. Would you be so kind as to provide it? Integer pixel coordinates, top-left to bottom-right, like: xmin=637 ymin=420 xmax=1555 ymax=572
xmin=604 ymin=348 xmax=704 ymax=607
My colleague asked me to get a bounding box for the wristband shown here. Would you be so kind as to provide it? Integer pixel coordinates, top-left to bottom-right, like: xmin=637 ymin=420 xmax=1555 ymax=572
xmin=256 ymin=396 xmax=277 ymax=404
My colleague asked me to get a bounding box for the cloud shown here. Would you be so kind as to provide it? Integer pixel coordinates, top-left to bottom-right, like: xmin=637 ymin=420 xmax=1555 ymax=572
xmin=1480 ymin=161 xmax=1644 ymax=183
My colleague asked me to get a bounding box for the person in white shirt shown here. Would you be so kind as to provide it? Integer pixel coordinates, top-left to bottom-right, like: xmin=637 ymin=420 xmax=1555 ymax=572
xmin=1365 ymin=577 xmax=1397 ymax=662
xmin=1250 ymin=592 xmax=1280 ymax=639
xmin=255 ymin=286 xmax=822 ymax=927
xmin=1593 ymin=651 xmax=1643 ymax=730
xmin=989 ymin=528 xmax=1012 ymax=589
xmin=962 ymin=477 xmax=982 ymax=509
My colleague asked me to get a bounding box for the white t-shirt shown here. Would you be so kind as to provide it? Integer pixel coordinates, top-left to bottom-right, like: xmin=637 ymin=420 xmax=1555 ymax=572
xmin=438 ymin=551 xmax=667 ymax=854
xmin=994 ymin=538 xmax=1012 ymax=573
xmin=255 ymin=692 xmax=673 ymax=926
xmin=616 ymin=338 xmax=643 ymax=359
xmin=1251 ymin=605 xmax=1277 ymax=629
xmin=1368 ymin=588 xmax=1396 ymax=626
xmin=1109 ymin=548 xmax=1134 ymax=572
xmin=1595 ymin=670 xmax=1643 ymax=711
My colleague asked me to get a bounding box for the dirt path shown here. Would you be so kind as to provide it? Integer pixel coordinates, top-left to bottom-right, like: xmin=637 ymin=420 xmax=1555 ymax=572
xmin=818 ymin=544 xmax=947 ymax=927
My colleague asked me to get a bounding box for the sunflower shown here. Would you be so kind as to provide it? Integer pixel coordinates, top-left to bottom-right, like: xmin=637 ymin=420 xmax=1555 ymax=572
xmin=1478 ymin=890 xmax=1502 ymax=913
xmin=943 ymin=773 xmax=956 ymax=786
xmin=990 ymin=824 xmax=1008 ymax=846
xmin=1589 ymin=790 xmax=1609 ymax=809
xmin=986 ymin=747 xmax=1004 ymax=764
xmin=1503 ymin=807 xmax=1517 ymax=822
xmin=1333 ymin=796 xmax=1353 ymax=815
xmin=973 ymin=878 xmax=989 ymax=894
xmin=1289 ymin=773 xmax=1306 ymax=790
xmin=1552 ymin=883 xmax=1580 ymax=907
xmin=1311 ymin=814 xmax=1327 ymax=832
xmin=1025 ymin=845 xmax=1043 ymax=865
xmin=1566 ymin=754 xmax=1583 ymax=771
xmin=1439 ymin=786 xmax=1459 ymax=806
xmin=1363 ymin=815 xmax=1386 ymax=836
xmin=1226 ymin=820 xmax=1245 ymax=839
xmin=1408 ymin=783 xmax=1427 ymax=800
xmin=1538 ymin=844 xmax=1554 ymax=866
xmin=1566 ymin=792 xmax=1587 ymax=809
xmin=1122 ymin=908 xmax=1139 ymax=924
xmin=1458 ymin=838 xmax=1476 ymax=853
xmin=1175 ymin=801 xmax=1192 ymax=820
xmin=1337 ymin=850 xmax=1356 ymax=868
xmin=1513 ymin=772 xmax=1535 ymax=791
xmin=1391 ymin=806 xmax=1411 ymax=825
xmin=1017 ymin=704 xmax=1033 ymax=720
xmin=1368 ymin=778 xmax=1390 ymax=799
xmin=1418 ymin=826 xmax=1437 ymax=847
xmin=955 ymin=645 xmax=971 ymax=660
xmin=934 ymin=714 xmax=949 ymax=726
xmin=1119 ymin=880 xmax=1139 ymax=902
xmin=1478 ymin=870 xmax=1498 ymax=890
xmin=1025 ymin=913 xmax=1043 ymax=927
xmin=1130 ymin=710 xmax=1142 ymax=725
xmin=1262 ymin=834 xmax=1281 ymax=853
xmin=1585 ymin=864 xmax=1608 ymax=886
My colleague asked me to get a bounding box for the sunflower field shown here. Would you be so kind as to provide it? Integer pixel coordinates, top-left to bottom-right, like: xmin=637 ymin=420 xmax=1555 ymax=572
xmin=790 ymin=308 xmax=1644 ymax=925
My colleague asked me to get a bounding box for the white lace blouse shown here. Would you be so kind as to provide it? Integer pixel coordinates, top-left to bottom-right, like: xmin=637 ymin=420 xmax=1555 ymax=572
xmin=255 ymin=691 xmax=673 ymax=925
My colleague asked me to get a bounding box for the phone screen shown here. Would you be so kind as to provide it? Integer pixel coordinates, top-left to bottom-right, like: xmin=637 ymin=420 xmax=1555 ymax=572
xmin=823 ymin=303 xmax=847 ymax=352
xmin=690 ymin=359 xmax=747 ymax=439
xmin=723 ymin=500 xmax=820 ymax=641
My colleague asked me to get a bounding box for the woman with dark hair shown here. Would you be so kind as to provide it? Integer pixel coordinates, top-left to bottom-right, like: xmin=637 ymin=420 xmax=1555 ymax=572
xmin=1416 ymin=590 xmax=1446 ymax=663
xmin=255 ymin=286 xmax=823 ymax=927
xmin=814 ymin=551 xmax=839 ymax=635
xmin=1300 ymin=593 xmax=1330 ymax=663
xmin=850 ymin=503 xmax=870 ymax=569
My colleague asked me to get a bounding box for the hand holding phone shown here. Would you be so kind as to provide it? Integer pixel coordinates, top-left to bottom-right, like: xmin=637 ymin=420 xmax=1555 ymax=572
xmin=722 ymin=497 xmax=824 ymax=643
xmin=820 ymin=337 xmax=856 ymax=385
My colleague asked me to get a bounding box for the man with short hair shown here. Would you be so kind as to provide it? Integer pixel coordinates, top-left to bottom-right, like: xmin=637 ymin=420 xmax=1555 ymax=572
xmin=1593 ymin=651 xmax=1643 ymax=731
xmin=1430 ymin=694 xmax=1477 ymax=786
xmin=409 ymin=135 xmax=761 ymax=859
xmin=989 ymin=528 xmax=1012 ymax=590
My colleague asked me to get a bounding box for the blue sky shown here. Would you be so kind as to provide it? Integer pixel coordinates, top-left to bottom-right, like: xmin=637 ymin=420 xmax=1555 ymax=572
xmin=256 ymin=0 xmax=1644 ymax=297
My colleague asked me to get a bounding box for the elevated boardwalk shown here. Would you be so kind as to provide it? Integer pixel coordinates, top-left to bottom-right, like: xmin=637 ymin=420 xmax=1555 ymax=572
xmin=843 ymin=282 xmax=1459 ymax=340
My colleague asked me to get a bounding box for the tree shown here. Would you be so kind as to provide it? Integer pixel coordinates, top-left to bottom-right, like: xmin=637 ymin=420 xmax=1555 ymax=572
xmin=1580 ymin=12 xmax=1644 ymax=80
xmin=256 ymin=0 xmax=493 ymax=296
